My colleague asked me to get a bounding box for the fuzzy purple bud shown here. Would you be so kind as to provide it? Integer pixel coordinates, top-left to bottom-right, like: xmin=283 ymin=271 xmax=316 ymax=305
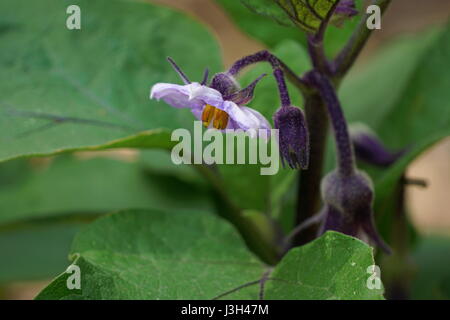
xmin=210 ymin=72 xmax=240 ymax=97
xmin=273 ymin=106 xmax=310 ymax=170
xmin=350 ymin=124 xmax=406 ymax=167
xmin=319 ymin=170 xmax=391 ymax=253
xmin=331 ymin=0 xmax=359 ymax=27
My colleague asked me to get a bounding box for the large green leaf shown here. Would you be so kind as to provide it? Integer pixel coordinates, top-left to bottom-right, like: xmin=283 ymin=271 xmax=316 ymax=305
xmin=325 ymin=29 xmax=441 ymax=179
xmin=0 ymin=223 xmax=82 ymax=283
xmin=36 ymin=209 xmax=382 ymax=299
xmin=337 ymin=28 xmax=448 ymax=188
xmin=412 ymin=236 xmax=450 ymax=300
xmin=373 ymin=27 xmax=450 ymax=152
xmin=0 ymin=153 xmax=212 ymax=283
xmin=36 ymin=209 xmax=264 ymax=299
xmin=0 ymin=154 xmax=212 ymax=228
xmin=265 ymin=232 xmax=384 ymax=299
xmin=216 ymin=0 xmax=306 ymax=48
xmin=340 ymin=30 xmax=441 ymax=140
xmin=0 ymin=0 xmax=222 ymax=163
xmin=383 ymin=30 xmax=449 ymax=194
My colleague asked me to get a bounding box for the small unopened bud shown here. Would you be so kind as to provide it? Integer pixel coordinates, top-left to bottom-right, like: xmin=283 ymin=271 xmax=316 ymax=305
xmin=210 ymin=72 xmax=240 ymax=97
xmin=273 ymin=106 xmax=309 ymax=169
xmin=331 ymin=0 xmax=359 ymax=27
xmin=350 ymin=124 xmax=406 ymax=167
xmin=319 ymin=169 xmax=391 ymax=253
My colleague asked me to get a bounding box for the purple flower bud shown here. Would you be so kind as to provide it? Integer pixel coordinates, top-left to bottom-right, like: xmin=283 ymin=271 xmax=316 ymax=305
xmin=210 ymin=72 xmax=240 ymax=97
xmin=319 ymin=170 xmax=391 ymax=253
xmin=273 ymin=106 xmax=310 ymax=170
xmin=331 ymin=0 xmax=359 ymax=27
xmin=350 ymin=124 xmax=406 ymax=167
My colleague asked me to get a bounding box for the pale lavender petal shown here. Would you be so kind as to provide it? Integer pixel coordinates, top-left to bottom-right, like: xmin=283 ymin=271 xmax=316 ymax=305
xmin=190 ymin=105 xmax=203 ymax=122
xmin=221 ymin=101 xmax=271 ymax=137
xmin=242 ymin=106 xmax=271 ymax=132
xmin=187 ymin=83 xmax=223 ymax=106
xmin=150 ymin=82 xmax=223 ymax=110
xmin=150 ymin=83 xmax=199 ymax=109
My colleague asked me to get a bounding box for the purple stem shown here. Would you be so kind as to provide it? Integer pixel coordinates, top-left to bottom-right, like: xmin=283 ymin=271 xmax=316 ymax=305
xmin=333 ymin=0 xmax=392 ymax=78
xmin=311 ymin=72 xmax=355 ymax=177
xmin=307 ymin=35 xmax=330 ymax=75
xmin=228 ymin=51 xmax=292 ymax=107
xmin=273 ymin=69 xmax=291 ymax=107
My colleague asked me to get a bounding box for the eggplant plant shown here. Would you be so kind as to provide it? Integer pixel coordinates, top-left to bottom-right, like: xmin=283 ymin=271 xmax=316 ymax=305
xmin=0 ymin=0 xmax=449 ymax=300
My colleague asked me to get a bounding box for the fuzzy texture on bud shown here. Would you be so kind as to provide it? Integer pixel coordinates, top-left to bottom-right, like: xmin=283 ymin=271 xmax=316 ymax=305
xmin=318 ymin=170 xmax=391 ymax=253
xmin=210 ymin=72 xmax=241 ymax=97
xmin=273 ymin=106 xmax=310 ymax=170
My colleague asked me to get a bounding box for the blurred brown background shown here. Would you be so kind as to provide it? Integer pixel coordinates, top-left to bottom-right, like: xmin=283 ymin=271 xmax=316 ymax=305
xmin=4 ymin=0 xmax=450 ymax=299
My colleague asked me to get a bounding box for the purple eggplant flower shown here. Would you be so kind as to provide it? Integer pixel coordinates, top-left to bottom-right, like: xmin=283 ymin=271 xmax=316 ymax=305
xmin=150 ymin=58 xmax=271 ymax=138
xmin=350 ymin=124 xmax=406 ymax=167
xmin=273 ymin=106 xmax=310 ymax=169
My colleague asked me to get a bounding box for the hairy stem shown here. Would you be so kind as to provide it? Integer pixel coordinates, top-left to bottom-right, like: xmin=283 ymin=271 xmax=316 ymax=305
xmin=333 ymin=0 xmax=393 ymax=78
xmin=305 ymin=0 xmax=343 ymax=74
xmin=228 ymin=50 xmax=309 ymax=104
xmin=290 ymin=0 xmax=393 ymax=244
xmin=311 ymin=72 xmax=355 ymax=177
xmin=307 ymin=35 xmax=331 ymax=75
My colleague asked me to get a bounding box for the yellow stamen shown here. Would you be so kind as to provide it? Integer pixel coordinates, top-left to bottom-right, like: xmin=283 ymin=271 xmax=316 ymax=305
xmin=202 ymin=104 xmax=215 ymax=127
xmin=201 ymin=104 xmax=229 ymax=129
xmin=213 ymin=108 xmax=229 ymax=130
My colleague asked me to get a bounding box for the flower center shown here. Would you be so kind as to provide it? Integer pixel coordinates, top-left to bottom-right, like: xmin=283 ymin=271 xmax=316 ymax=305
xmin=201 ymin=104 xmax=229 ymax=130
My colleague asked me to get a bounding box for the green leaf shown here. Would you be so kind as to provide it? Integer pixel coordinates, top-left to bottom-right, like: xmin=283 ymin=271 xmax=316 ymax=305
xmin=218 ymin=0 xmax=362 ymax=57
xmin=239 ymin=0 xmax=295 ymax=27
xmin=216 ymin=0 xmax=306 ymax=48
xmin=341 ymin=30 xmax=441 ymax=138
xmin=0 ymin=0 xmax=222 ymax=163
xmin=37 ymin=209 xmax=264 ymax=299
xmin=338 ymin=28 xmax=448 ymax=186
xmin=276 ymin=0 xmax=340 ymax=33
xmin=373 ymin=27 xmax=450 ymax=151
xmin=0 ymin=153 xmax=212 ymax=283
xmin=265 ymin=232 xmax=384 ymax=299
xmin=0 ymin=154 xmax=212 ymax=228
xmin=36 ymin=209 xmax=382 ymax=300
xmin=239 ymin=0 xmax=340 ymax=33
xmin=324 ymin=30 xmax=439 ymax=176
xmin=412 ymin=237 xmax=450 ymax=300
xmin=0 ymin=223 xmax=82 ymax=283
